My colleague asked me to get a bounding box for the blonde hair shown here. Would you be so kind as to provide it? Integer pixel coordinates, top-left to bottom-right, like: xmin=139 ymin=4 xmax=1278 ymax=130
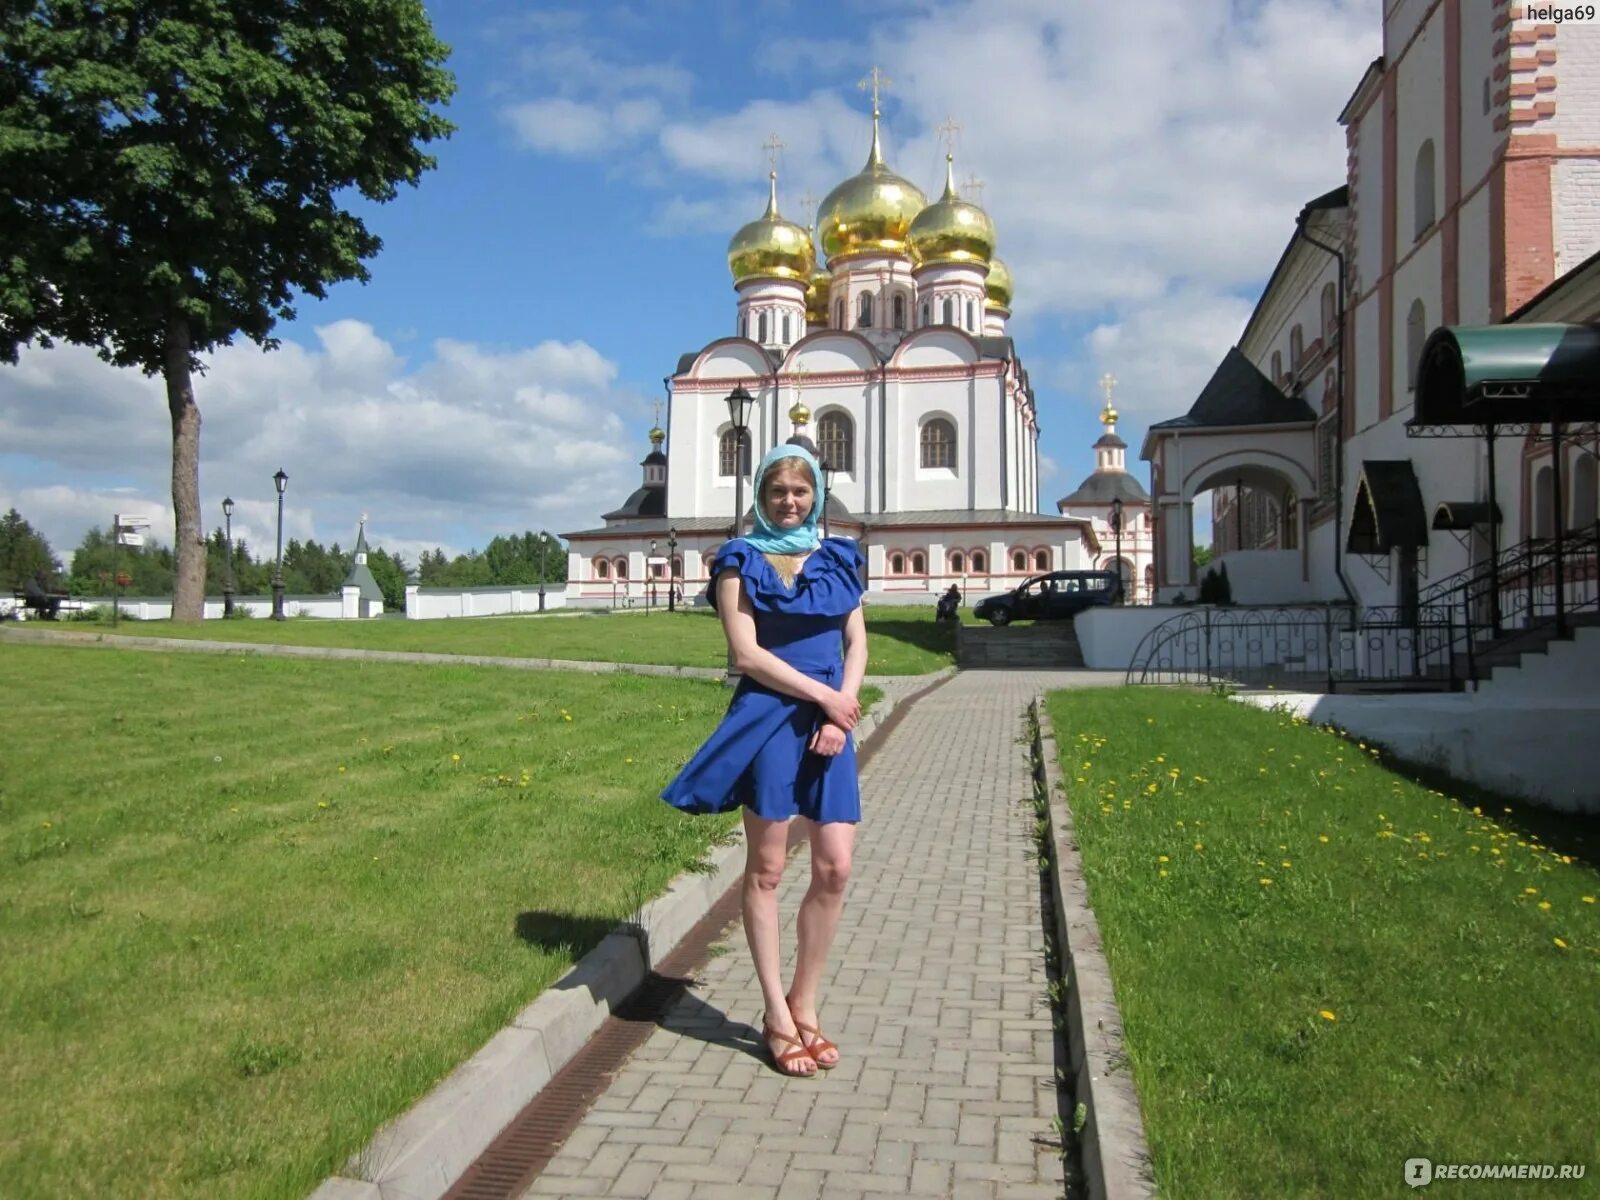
xmin=759 ymin=456 xmax=817 ymax=586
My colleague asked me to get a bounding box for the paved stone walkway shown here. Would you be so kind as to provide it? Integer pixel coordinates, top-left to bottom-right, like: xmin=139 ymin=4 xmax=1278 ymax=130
xmin=524 ymin=669 xmax=1118 ymax=1200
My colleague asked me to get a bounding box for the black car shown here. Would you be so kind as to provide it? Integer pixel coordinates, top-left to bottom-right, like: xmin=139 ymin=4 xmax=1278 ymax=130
xmin=973 ymin=570 xmax=1122 ymax=626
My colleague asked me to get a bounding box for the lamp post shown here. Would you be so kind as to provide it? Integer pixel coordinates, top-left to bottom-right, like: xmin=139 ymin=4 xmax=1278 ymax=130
xmin=725 ymin=384 xmax=755 ymax=540
xmin=221 ymin=496 xmax=236 ymax=617
xmin=271 ymin=468 xmax=288 ymax=621
xmin=667 ymin=526 xmax=678 ymax=613
xmin=820 ymin=456 xmax=836 ymax=539
xmin=650 ymin=539 xmax=659 ymax=609
xmin=537 ymin=533 xmax=546 ymax=612
xmin=1110 ymin=497 xmax=1125 ymax=605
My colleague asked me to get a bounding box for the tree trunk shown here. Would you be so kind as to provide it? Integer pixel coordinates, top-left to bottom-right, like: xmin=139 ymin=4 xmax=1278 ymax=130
xmin=164 ymin=315 xmax=206 ymax=622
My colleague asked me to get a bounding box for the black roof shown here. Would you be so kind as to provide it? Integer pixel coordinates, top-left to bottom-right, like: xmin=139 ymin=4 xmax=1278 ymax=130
xmin=1093 ymin=433 xmax=1126 ymax=450
xmin=1348 ymin=461 xmax=1427 ymax=554
xmin=1056 ymin=471 xmax=1150 ymax=508
xmin=601 ymin=484 xmax=666 ymax=521
xmin=1149 ymin=347 xmax=1316 ymax=431
xmin=642 ymin=450 xmax=667 ymax=466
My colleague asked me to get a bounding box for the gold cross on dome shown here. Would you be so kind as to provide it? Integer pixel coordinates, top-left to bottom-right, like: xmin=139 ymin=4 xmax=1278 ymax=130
xmin=961 ymin=173 xmax=986 ymax=205
xmin=763 ymin=132 xmax=784 ymax=172
xmin=858 ymin=66 xmax=892 ymax=113
xmin=1099 ymin=373 xmax=1117 ymax=404
xmin=653 ymin=401 xmax=661 ymax=425
xmin=936 ymin=115 xmax=961 ymax=157
xmin=799 ymin=189 xmax=818 ymax=229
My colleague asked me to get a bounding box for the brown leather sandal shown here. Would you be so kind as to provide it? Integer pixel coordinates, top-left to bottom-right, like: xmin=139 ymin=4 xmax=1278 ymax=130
xmin=792 ymin=1019 xmax=839 ymax=1069
xmin=762 ymin=1022 xmax=818 ymax=1077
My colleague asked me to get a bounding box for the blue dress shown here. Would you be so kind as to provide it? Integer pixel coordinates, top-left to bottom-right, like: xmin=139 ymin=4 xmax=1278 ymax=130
xmin=661 ymin=537 xmax=865 ymax=824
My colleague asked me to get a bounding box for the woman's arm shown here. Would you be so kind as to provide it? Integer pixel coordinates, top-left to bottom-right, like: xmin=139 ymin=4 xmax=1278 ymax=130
xmin=717 ymin=571 xmax=860 ymax=729
xmin=837 ymin=603 xmax=868 ymax=701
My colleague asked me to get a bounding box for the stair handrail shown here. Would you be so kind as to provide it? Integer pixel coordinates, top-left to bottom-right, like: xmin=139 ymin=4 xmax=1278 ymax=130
xmin=1124 ymin=603 xmax=1355 ymax=687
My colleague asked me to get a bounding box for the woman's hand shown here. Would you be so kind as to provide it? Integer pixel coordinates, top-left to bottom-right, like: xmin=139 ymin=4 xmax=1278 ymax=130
xmin=809 ymin=721 xmax=849 ymax=757
xmin=817 ymin=689 xmax=860 ymax=731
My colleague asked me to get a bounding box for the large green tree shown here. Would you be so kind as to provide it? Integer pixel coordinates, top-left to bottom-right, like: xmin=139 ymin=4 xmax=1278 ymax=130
xmin=0 ymin=507 xmax=62 ymax=590
xmin=0 ymin=2 xmax=454 ymax=619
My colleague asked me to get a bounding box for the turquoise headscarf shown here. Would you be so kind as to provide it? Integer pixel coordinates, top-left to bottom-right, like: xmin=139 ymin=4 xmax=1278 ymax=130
xmin=744 ymin=442 xmax=825 ymax=554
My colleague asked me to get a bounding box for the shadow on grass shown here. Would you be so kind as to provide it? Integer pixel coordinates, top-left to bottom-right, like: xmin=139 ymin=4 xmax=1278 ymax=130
xmin=513 ymin=911 xmax=622 ymax=958
xmin=866 ymin=617 xmax=958 ymax=657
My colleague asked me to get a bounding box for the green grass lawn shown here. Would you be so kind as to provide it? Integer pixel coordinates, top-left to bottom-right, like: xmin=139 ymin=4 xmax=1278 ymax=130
xmin=48 ymin=605 xmax=956 ymax=674
xmin=0 ymin=643 xmax=756 ymax=1199
xmin=1046 ymin=688 xmax=1600 ymax=1199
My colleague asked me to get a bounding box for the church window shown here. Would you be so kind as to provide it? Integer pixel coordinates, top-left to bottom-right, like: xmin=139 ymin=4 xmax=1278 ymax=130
xmin=1405 ymin=299 xmax=1426 ymax=392
xmin=1571 ymin=454 xmax=1597 ymax=531
xmin=613 ymin=558 xmax=628 ymax=579
xmin=921 ymin=302 xmax=930 ymax=327
xmin=671 ymin=555 xmax=683 ymax=578
xmin=1414 ymin=140 xmax=1436 ymax=240
xmin=594 ymin=558 xmax=609 ymax=579
xmin=967 ymin=299 xmax=975 ymax=330
xmin=1034 ymin=549 xmax=1049 ymax=571
xmin=893 ymin=293 xmax=906 ymax=330
xmin=971 ymin=550 xmax=987 ymax=573
xmin=942 ymin=298 xmax=954 ymax=325
xmin=1011 ymin=549 xmax=1026 ymax=572
xmin=891 ymin=553 xmax=906 ymax=575
xmin=719 ymin=428 xmax=752 ymax=477
xmin=740 ymin=314 xmax=748 ymax=339
xmin=950 ymin=551 xmax=965 ymax=573
xmin=758 ymin=312 xmax=769 ymax=343
xmin=1535 ymin=465 xmax=1555 ymax=538
xmin=818 ymin=411 xmax=854 ymax=472
xmin=911 ymin=552 xmax=926 ymax=574
xmin=1290 ymin=324 xmax=1304 ymax=373
xmin=858 ymin=291 xmax=874 ymax=328
xmin=921 ymin=417 xmax=956 ymax=469
xmin=1283 ymin=493 xmax=1300 ymax=550
xmin=1271 ymin=350 xmax=1283 ymax=385
xmin=782 ymin=313 xmax=791 ymax=343
xmin=836 ymin=299 xmax=844 ymax=327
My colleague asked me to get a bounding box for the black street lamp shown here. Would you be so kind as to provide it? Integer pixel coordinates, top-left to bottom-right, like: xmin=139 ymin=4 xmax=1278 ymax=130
xmin=667 ymin=526 xmax=679 ymax=613
xmin=650 ymin=539 xmax=659 ymax=609
xmin=725 ymin=384 xmax=755 ymax=539
xmin=271 ymin=468 xmax=288 ymax=621
xmin=1110 ymin=497 xmax=1125 ymax=605
xmin=221 ymin=496 xmax=236 ymax=617
xmin=820 ymin=456 xmax=837 ymax=539
xmin=537 ymin=533 xmax=546 ymax=612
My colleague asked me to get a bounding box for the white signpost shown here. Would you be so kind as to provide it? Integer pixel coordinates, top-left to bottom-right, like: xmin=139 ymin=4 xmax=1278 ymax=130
xmin=111 ymin=513 xmax=153 ymax=626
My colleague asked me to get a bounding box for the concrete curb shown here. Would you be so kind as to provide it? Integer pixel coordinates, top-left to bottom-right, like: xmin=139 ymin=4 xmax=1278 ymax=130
xmin=309 ymin=664 xmax=956 ymax=1200
xmin=1031 ymin=694 xmax=1156 ymax=1200
xmin=0 ymin=625 xmax=726 ymax=679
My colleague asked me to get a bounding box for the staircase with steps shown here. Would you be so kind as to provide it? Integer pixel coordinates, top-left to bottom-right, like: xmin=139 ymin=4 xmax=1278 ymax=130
xmin=956 ymin=622 xmax=1085 ymax=669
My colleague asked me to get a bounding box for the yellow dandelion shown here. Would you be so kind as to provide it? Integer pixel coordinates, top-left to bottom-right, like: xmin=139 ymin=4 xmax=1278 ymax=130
xmin=1259 ymin=878 xmax=1274 ymax=887
xmin=1175 ymin=820 xmax=1185 ymax=828
xmin=451 ymin=753 xmax=462 ymax=763
xmin=39 ymin=820 xmax=51 ymax=830
xmin=1491 ymin=847 xmax=1502 ymax=855
xmin=1159 ymin=869 xmax=1169 ymax=878
xmin=1525 ymin=887 xmax=1539 ymax=895
xmin=1158 ymin=855 xmax=1170 ymax=863
xmin=1155 ymin=755 xmax=1166 ymax=763
xmin=1194 ymin=842 xmax=1204 ymax=851
xmin=317 ymin=801 xmax=328 ymax=809
xmin=337 ymin=765 xmax=347 ymax=774
xmin=1470 ymin=845 xmax=1482 ymax=852
xmin=1538 ymin=900 xmax=1553 ymax=911
xmin=1583 ymin=896 xmax=1596 ymax=904
xmin=1554 ymin=937 xmax=1569 ymax=949
xmin=625 ymin=757 xmax=634 ymax=764
xmin=1318 ymin=835 xmax=1330 ymax=843
xmin=384 ymin=746 xmax=394 ymax=754
xmin=1318 ymin=1010 xmax=1337 ymax=1022
xmin=1282 ymin=860 xmax=1293 ymax=869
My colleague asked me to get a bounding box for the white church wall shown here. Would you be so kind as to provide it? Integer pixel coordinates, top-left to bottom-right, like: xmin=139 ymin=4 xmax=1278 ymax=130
xmin=1548 ymin=21 xmax=1600 ymax=148
xmin=1390 ymin=233 xmax=1443 ymax=404
xmin=1457 ymin=189 xmax=1493 ymax=325
xmin=1396 ymin=11 xmax=1446 ymax=251
xmin=1459 ymin=6 xmax=1501 ymax=190
xmin=1353 ymin=99 xmax=1386 ymax=299
xmin=1383 ymin=0 xmax=1434 ymax=55
xmin=1553 ymin=159 xmax=1600 ymax=277
xmin=1351 ymin=290 xmax=1384 ymax=434
xmin=1213 ymin=549 xmax=1320 ymax=604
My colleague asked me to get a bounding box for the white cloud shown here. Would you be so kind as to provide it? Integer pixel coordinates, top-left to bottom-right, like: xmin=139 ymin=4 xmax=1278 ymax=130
xmin=0 ymin=324 xmax=642 ymax=560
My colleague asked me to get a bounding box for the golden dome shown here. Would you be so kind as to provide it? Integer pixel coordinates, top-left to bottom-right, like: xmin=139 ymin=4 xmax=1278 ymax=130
xmin=728 ymin=172 xmax=816 ymax=285
xmin=788 ymin=399 xmax=812 ymax=426
xmin=985 ymin=255 xmax=1014 ymax=312
xmin=649 ymin=423 xmax=666 ymax=445
xmin=805 ymin=261 xmax=831 ymax=325
xmin=908 ymin=155 xmax=996 ymax=269
xmin=817 ymin=107 xmax=927 ymax=262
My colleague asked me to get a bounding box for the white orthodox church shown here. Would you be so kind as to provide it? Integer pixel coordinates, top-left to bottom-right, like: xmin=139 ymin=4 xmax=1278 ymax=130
xmin=563 ymin=91 xmax=1113 ymax=605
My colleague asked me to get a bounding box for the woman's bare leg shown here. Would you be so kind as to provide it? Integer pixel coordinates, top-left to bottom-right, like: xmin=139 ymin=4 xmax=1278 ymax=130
xmin=787 ymin=818 xmax=855 ymax=1065
xmin=741 ymin=808 xmax=815 ymax=1074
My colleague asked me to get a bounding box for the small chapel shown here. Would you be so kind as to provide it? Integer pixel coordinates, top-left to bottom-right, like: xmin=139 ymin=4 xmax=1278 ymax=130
xmin=563 ymin=78 xmax=1103 ymax=604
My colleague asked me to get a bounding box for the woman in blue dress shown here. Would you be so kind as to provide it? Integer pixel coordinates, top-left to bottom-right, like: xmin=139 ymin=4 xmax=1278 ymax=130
xmin=661 ymin=443 xmax=867 ymax=1078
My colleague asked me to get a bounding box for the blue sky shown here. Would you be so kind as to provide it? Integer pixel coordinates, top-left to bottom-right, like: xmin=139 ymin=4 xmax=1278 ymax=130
xmin=0 ymin=0 xmax=1379 ymax=568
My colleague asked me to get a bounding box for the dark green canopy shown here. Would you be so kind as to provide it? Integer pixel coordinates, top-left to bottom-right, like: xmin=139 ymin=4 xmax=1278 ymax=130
xmin=1414 ymin=323 xmax=1600 ymax=425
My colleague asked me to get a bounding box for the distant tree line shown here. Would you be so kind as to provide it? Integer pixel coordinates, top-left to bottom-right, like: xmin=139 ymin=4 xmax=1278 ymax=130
xmin=1 ymin=508 xmax=565 ymax=610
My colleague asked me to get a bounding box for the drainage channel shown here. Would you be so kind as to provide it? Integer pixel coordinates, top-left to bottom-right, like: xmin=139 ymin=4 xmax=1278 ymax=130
xmin=440 ymin=673 xmax=946 ymax=1199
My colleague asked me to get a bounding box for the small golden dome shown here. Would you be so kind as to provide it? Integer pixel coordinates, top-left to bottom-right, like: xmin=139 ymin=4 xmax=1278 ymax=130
xmin=818 ymin=108 xmax=927 ymax=262
xmin=985 ymin=255 xmax=1014 ymax=312
xmin=908 ymin=155 xmax=996 ymax=269
xmin=805 ymin=262 xmax=831 ymax=325
xmin=649 ymin=424 xmax=666 ymax=445
xmin=728 ymin=172 xmax=816 ymax=285
xmin=788 ymin=399 xmax=812 ymax=426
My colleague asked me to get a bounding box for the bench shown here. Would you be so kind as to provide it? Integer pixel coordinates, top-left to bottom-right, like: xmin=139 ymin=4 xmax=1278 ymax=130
xmin=10 ymin=588 xmax=75 ymax=620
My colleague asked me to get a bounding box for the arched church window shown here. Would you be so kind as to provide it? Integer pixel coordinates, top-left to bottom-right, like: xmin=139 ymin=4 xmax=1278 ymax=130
xmin=893 ymin=293 xmax=906 ymax=330
xmin=782 ymin=313 xmax=791 ymax=344
xmin=1414 ymin=139 xmax=1436 ymax=240
xmin=950 ymin=551 xmax=965 ymax=573
xmin=1271 ymin=350 xmax=1283 ymax=384
xmin=741 ymin=314 xmax=749 ymax=340
xmin=1535 ymin=465 xmax=1555 ymax=538
xmin=858 ymin=291 xmax=874 ymax=329
xmin=1290 ymin=324 xmax=1304 ymax=373
xmin=670 ymin=555 xmax=683 ymax=578
xmin=1034 ymin=549 xmax=1050 ymax=572
xmin=613 ymin=558 xmax=628 ymax=580
xmin=594 ymin=558 xmax=609 ymax=579
xmin=1572 ymin=454 xmax=1598 ymax=532
xmin=967 ymin=299 xmax=976 ymax=330
xmin=1011 ymin=549 xmax=1026 ymax=572
xmin=942 ymin=298 xmax=954 ymax=325
xmin=971 ymin=550 xmax=987 ymax=573
xmin=891 ymin=553 xmax=906 ymax=575
xmin=836 ymin=299 xmax=844 ymax=328
xmin=1321 ymin=283 xmax=1337 ymax=338
xmin=1406 ymin=299 xmax=1426 ymax=392
xmin=911 ymin=552 xmax=926 ymax=575
xmin=758 ymin=312 xmax=769 ymax=343
xmin=921 ymin=417 xmax=956 ymax=469
xmin=718 ymin=428 xmax=752 ymax=478
xmin=818 ymin=411 xmax=854 ymax=473
xmin=921 ymin=303 xmax=930 ymax=327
